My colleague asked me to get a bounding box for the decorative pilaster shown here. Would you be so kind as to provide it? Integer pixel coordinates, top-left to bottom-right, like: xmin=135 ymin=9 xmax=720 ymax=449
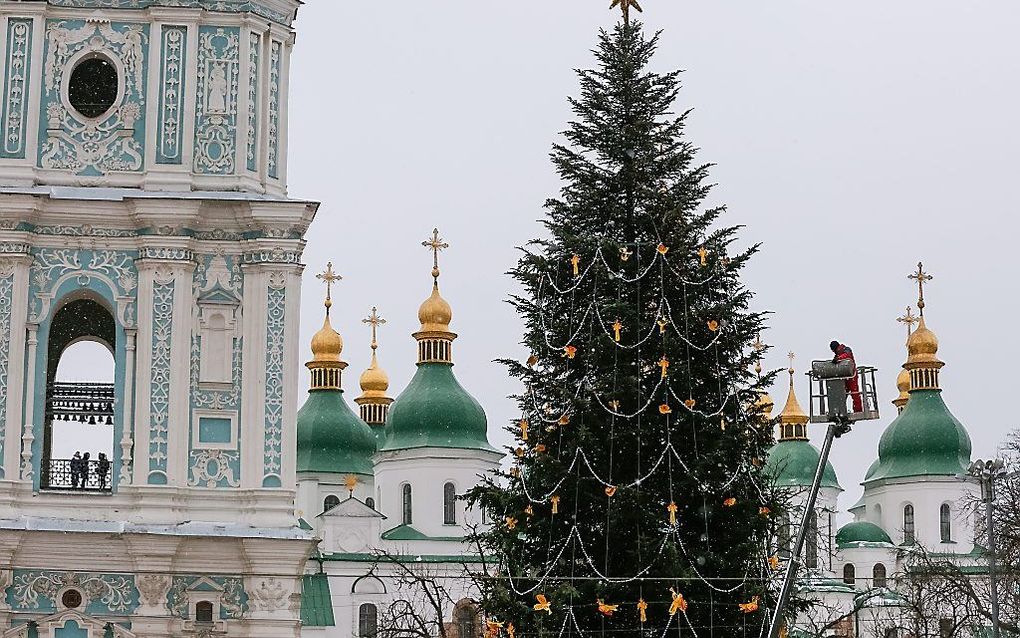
xmin=0 ymin=18 xmax=33 ymax=160
xmin=0 ymin=252 xmax=30 ymax=480
xmin=119 ymin=329 xmax=137 ymax=485
xmin=155 ymin=24 xmax=187 ymax=165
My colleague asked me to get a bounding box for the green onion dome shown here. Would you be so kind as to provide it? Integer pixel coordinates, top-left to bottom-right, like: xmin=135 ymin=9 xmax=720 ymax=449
xmin=296 ymin=281 xmax=377 ymax=475
xmin=865 ymin=314 xmax=971 ymax=482
xmin=836 ymin=521 xmax=893 ymax=547
xmin=766 ymin=440 xmax=841 ymax=490
xmin=379 ymin=236 xmax=495 ymax=453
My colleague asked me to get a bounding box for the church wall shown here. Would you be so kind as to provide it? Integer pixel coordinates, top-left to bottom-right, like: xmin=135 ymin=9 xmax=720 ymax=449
xmin=856 ymin=477 xmax=979 ymax=551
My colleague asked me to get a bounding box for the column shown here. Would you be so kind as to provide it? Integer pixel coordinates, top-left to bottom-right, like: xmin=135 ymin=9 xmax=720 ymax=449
xmin=0 ymin=254 xmax=30 ymax=481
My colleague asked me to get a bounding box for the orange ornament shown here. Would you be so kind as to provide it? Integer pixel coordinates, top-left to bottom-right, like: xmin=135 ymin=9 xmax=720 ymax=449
xmin=604 ymin=485 xmax=617 ymax=497
xmin=534 ymin=594 xmax=552 ymax=614
xmin=656 ymin=243 xmax=669 ymax=255
xmin=739 ymin=596 xmax=760 ymax=613
xmin=597 ymin=599 xmax=618 ymax=617
xmin=563 ymin=345 xmax=577 ymax=359
xmin=669 ymin=588 xmax=688 ymax=615
xmin=723 ymin=497 xmax=736 ymax=507
xmin=659 ymin=403 xmax=672 ymax=414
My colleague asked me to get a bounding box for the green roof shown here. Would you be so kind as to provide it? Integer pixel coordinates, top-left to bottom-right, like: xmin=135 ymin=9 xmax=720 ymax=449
xmin=301 ymin=574 xmax=335 ymax=627
xmin=380 ymin=524 xmax=464 ymax=542
xmin=321 ymin=552 xmax=487 ymax=564
xmin=836 ymin=521 xmax=893 ymax=547
xmin=766 ymin=440 xmax=841 ymax=490
xmin=380 ymin=362 xmax=495 ymax=452
xmin=297 ymin=389 xmax=377 ymax=475
xmin=865 ymin=389 xmax=971 ymax=482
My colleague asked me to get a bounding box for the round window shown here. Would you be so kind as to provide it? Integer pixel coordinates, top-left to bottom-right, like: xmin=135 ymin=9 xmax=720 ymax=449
xmin=67 ymin=56 xmax=119 ymax=119
xmin=61 ymin=589 xmax=83 ymax=609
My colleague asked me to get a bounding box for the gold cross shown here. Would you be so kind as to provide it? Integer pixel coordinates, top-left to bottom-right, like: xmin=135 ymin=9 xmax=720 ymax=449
xmin=697 ymin=246 xmax=708 ymax=267
xmin=610 ymin=0 xmax=643 ymax=22
xmin=787 ymin=351 xmax=795 ymax=374
xmin=362 ymin=306 xmax=386 ymax=350
xmin=316 ymin=262 xmax=342 ymax=312
xmin=908 ymin=262 xmax=933 ymax=315
xmin=896 ymin=306 xmax=918 ymax=341
xmin=752 ymin=334 xmax=766 ymax=354
xmin=422 ymin=228 xmax=449 ymax=280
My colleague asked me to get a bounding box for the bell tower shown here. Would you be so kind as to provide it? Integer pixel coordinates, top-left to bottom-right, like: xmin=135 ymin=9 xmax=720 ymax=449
xmin=0 ymin=1 xmax=317 ymax=636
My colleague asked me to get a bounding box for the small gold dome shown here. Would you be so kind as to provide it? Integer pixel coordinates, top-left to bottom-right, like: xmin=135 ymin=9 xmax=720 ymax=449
xmin=896 ymin=367 xmax=911 ymax=394
xmin=310 ymin=315 xmax=343 ymax=363
xmin=418 ymin=282 xmax=453 ymax=333
xmin=906 ymin=316 xmax=939 ymax=365
xmin=359 ymin=352 xmax=389 ymax=398
xmin=754 ymin=391 xmax=774 ymax=418
xmin=779 ymin=370 xmax=809 ymax=426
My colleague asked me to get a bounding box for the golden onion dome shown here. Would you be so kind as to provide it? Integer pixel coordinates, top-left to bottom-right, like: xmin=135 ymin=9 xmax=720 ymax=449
xmin=906 ymin=316 xmax=939 ymax=365
xmin=310 ymin=313 xmax=343 ymax=363
xmin=418 ymin=282 xmax=453 ymax=333
xmin=896 ymin=367 xmax=911 ymax=394
xmin=359 ymin=352 xmax=390 ymax=398
xmin=754 ymin=390 xmax=774 ymax=418
xmin=779 ymin=370 xmax=809 ymax=426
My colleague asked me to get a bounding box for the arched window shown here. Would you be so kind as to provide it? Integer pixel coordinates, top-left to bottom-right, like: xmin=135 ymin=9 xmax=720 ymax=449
xmin=903 ymin=504 xmax=915 ymax=544
xmin=443 ymin=482 xmax=457 ymax=525
xmin=940 ymin=504 xmax=952 ymax=542
xmin=456 ymin=603 xmax=479 ymax=638
xmin=196 ymin=601 xmax=214 ymax=623
xmin=365 ymin=496 xmax=375 ymax=509
xmin=777 ymin=515 xmax=791 ymax=558
xmin=323 ymin=494 xmax=340 ymax=513
xmin=873 ymin=563 xmax=887 ymax=588
xmin=843 ymin=563 xmax=856 ymax=585
xmin=44 ymin=298 xmax=117 ymax=492
xmin=359 ymin=603 xmax=378 ymax=637
xmin=402 ymin=484 xmax=412 ymax=525
xmin=805 ymin=510 xmax=818 ymax=568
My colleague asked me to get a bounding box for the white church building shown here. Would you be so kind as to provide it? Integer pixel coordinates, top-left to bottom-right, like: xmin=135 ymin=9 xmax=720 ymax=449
xmin=766 ymin=300 xmax=985 ymax=638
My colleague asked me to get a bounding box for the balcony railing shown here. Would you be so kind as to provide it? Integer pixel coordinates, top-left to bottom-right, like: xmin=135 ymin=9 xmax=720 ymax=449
xmin=41 ymin=458 xmax=113 ymax=492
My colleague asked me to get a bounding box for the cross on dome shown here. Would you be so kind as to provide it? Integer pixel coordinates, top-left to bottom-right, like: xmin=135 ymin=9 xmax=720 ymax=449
xmin=897 ymin=305 xmax=918 ymax=341
xmin=908 ymin=262 xmax=933 ymax=315
xmin=362 ymin=306 xmax=386 ymax=351
xmin=422 ymin=228 xmax=449 ymax=281
xmin=316 ymin=261 xmax=342 ymax=313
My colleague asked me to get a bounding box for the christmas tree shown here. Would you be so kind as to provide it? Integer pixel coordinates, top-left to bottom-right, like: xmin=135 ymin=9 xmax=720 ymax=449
xmin=468 ymin=12 xmax=779 ymax=638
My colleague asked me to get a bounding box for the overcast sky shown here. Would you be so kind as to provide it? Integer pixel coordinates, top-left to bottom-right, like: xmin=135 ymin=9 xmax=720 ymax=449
xmin=282 ymin=1 xmax=1020 ymax=518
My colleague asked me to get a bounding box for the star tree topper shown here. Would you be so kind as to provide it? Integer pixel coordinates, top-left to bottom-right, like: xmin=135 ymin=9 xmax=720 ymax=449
xmin=610 ymin=0 xmax=642 ymax=23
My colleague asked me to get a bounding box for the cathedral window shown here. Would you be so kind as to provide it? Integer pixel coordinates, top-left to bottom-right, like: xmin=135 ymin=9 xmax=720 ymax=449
xmin=195 ymin=601 xmax=214 ymax=623
xmin=940 ymin=503 xmax=952 ymax=542
xmin=805 ymin=510 xmax=818 ymax=568
xmin=402 ymin=483 xmax=413 ymax=525
xmin=42 ymin=298 xmax=117 ymax=493
xmin=903 ymin=504 xmax=915 ymax=544
xmin=323 ymin=494 xmax=340 ymax=513
xmin=359 ymin=603 xmax=378 ymax=637
xmin=872 ymin=563 xmax=887 ymax=588
xmin=68 ymin=55 xmax=119 ymax=119
xmin=443 ymin=482 xmax=457 ymax=525
xmin=455 ymin=602 xmax=479 ymax=638
xmin=843 ymin=563 xmax=855 ymax=585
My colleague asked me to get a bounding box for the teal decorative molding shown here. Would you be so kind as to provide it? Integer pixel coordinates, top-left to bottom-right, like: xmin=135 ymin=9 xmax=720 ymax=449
xmin=140 ymin=246 xmax=192 ymax=261
xmin=194 ymin=26 xmax=240 ymax=175
xmin=0 ymin=269 xmax=13 ymax=479
xmin=38 ymin=20 xmax=149 ymax=174
xmin=31 ymin=224 xmax=137 ymax=238
xmin=156 ymin=25 xmax=187 ymax=164
xmin=188 ymin=254 xmax=243 ymax=488
xmin=8 ymin=570 xmax=139 ymax=615
xmin=241 ymin=247 xmax=300 ymax=265
xmin=1 ymin=19 xmax=33 ymax=159
xmin=245 ymin=32 xmax=259 ymax=172
xmin=267 ymin=39 xmax=281 ymax=179
xmin=28 ymin=248 xmax=138 ymax=326
xmin=47 ymin=1 xmax=295 ymax=27
xmin=188 ymin=449 xmax=240 ymax=487
xmin=262 ymin=275 xmax=285 ymax=486
xmin=166 ymin=575 xmax=247 ymax=620
xmin=147 ymin=276 xmax=174 ymax=484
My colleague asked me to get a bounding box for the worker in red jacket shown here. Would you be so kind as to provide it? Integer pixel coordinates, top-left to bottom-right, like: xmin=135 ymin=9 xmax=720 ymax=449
xmin=830 ymin=340 xmax=863 ymax=413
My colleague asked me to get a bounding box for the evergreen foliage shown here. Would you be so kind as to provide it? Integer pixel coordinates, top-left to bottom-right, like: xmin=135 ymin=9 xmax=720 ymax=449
xmin=468 ymin=21 xmax=779 ymax=636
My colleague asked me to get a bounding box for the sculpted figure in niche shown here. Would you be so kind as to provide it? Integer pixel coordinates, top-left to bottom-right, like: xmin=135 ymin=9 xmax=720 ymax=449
xmin=207 ymin=63 xmax=228 ymax=113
